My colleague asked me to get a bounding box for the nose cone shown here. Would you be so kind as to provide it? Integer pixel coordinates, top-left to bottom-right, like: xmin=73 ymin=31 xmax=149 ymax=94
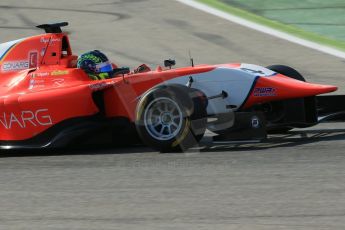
xmin=268 ymin=75 xmax=337 ymax=97
xmin=243 ymin=75 xmax=338 ymax=108
xmin=299 ymin=82 xmax=337 ymax=95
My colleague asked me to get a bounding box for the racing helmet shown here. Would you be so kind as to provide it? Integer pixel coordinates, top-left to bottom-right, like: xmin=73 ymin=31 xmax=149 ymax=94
xmin=77 ymin=50 xmax=113 ymax=80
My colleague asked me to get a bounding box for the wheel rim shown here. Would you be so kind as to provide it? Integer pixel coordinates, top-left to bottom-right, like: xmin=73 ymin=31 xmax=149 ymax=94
xmin=144 ymin=97 xmax=183 ymax=141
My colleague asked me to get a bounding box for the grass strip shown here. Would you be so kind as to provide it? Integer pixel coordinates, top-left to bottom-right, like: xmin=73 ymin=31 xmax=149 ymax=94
xmin=198 ymin=0 xmax=345 ymax=51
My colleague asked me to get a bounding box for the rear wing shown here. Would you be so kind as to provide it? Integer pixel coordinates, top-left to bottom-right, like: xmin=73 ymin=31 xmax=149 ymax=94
xmin=36 ymin=22 xmax=69 ymax=33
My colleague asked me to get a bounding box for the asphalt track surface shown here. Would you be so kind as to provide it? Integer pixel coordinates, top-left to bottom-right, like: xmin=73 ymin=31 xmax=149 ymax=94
xmin=1 ymin=0 xmax=345 ymax=229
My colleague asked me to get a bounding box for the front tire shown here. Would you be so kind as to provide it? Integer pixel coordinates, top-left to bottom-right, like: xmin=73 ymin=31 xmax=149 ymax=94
xmin=266 ymin=65 xmax=305 ymax=82
xmin=265 ymin=65 xmax=306 ymax=133
xmin=135 ymin=85 xmax=207 ymax=152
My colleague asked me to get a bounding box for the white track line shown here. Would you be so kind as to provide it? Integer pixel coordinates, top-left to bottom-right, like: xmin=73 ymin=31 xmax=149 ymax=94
xmin=176 ymin=0 xmax=345 ymax=59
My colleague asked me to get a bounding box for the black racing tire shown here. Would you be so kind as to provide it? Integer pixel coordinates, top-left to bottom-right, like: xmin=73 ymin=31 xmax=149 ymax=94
xmin=135 ymin=84 xmax=207 ymax=152
xmin=265 ymin=65 xmax=306 ymax=133
xmin=266 ymin=65 xmax=305 ymax=81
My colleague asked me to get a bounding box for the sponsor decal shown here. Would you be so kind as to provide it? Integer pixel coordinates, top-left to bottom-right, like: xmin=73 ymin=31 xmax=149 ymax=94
xmin=241 ymin=68 xmax=264 ymax=75
xmin=30 ymin=79 xmax=45 ymax=84
xmin=32 ymin=72 xmax=49 ymax=78
xmin=29 ymin=78 xmax=46 ymax=89
xmin=240 ymin=64 xmax=276 ymax=77
xmin=40 ymin=37 xmax=50 ymax=43
xmin=2 ymin=61 xmax=29 ymax=71
xmin=253 ymin=87 xmax=276 ymax=97
xmin=40 ymin=37 xmax=61 ymax=44
xmin=51 ymin=70 xmax=69 ymax=76
xmin=0 ymin=109 xmax=52 ymax=129
xmin=31 ymin=70 xmax=68 ymax=78
xmin=29 ymin=77 xmax=65 ymax=89
xmin=50 ymin=38 xmax=61 ymax=43
xmin=89 ymin=82 xmax=108 ymax=90
xmin=2 ymin=51 xmax=38 ymax=72
xmin=29 ymin=51 xmax=38 ymax=68
xmin=52 ymin=78 xmax=65 ymax=86
xmin=40 ymin=48 xmax=46 ymax=56
xmin=251 ymin=116 xmax=260 ymax=128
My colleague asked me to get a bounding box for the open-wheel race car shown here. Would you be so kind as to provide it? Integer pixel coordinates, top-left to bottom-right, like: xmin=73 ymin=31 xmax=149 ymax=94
xmin=0 ymin=22 xmax=344 ymax=152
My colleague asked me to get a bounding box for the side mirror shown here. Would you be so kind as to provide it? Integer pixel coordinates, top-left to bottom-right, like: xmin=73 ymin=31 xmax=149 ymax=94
xmin=164 ymin=59 xmax=176 ymax=69
xmin=113 ymin=67 xmax=130 ymax=75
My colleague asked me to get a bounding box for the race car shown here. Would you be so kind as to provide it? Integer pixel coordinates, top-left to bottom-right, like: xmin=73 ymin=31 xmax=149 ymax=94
xmin=0 ymin=22 xmax=343 ymax=152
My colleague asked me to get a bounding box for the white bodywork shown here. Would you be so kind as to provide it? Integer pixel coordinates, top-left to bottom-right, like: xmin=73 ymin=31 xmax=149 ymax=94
xmin=165 ymin=63 xmax=275 ymax=115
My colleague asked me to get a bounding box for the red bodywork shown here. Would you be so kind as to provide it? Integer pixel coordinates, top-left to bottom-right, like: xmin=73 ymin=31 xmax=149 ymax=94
xmin=243 ymin=74 xmax=337 ymax=108
xmin=0 ymin=32 xmax=218 ymax=141
xmin=0 ymin=32 xmax=337 ymax=143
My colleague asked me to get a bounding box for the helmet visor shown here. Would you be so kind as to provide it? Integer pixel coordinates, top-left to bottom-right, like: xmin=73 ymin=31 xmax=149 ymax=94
xmin=96 ymin=61 xmax=113 ymax=73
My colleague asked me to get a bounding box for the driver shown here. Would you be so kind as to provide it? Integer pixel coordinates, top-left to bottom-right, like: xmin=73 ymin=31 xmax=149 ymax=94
xmin=77 ymin=50 xmax=116 ymax=80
